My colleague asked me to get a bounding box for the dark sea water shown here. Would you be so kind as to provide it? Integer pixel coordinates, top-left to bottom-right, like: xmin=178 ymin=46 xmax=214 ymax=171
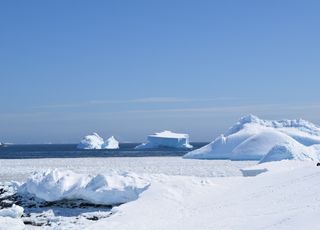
xmin=0 ymin=143 xmax=208 ymax=159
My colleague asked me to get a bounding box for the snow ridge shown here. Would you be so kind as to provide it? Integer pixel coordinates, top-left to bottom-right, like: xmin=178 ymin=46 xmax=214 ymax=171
xmin=18 ymin=169 xmax=149 ymax=205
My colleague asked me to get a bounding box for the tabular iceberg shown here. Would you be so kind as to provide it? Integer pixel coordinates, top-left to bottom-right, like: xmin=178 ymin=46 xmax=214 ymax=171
xmin=77 ymin=133 xmax=120 ymax=150
xmin=135 ymin=130 xmax=193 ymax=149
xmin=184 ymin=114 xmax=320 ymax=162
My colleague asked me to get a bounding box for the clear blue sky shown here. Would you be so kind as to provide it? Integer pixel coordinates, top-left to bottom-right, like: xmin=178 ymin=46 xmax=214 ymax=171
xmin=0 ymin=0 xmax=319 ymax=143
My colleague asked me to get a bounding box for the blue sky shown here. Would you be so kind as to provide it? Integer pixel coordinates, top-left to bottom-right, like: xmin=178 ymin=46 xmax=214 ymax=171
xmin=0 ymin=0 xmax=319 ymax=143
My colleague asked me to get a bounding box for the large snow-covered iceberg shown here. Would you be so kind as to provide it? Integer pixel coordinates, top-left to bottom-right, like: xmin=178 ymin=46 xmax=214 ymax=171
xmin=77 ymin=133 xmax=120 ymax=150
xmin=102 ymin=136 xmax=119 ymax=149
xmin=18 ymin=169 xmax=149 ymax=205
xmin=135 ymin=130 xmax=193 ymax=149
xmin=184 ymin=115 xmax=320 ymax=161
xmin=77 ymin=133 xmax=105 ymax=149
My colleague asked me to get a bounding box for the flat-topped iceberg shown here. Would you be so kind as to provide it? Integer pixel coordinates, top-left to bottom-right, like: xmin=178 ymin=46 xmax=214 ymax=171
xmin=77 ymin=133 xmax=119 ymax=150
xmin=18 ymin=169 xmax=149 ymax=205
xmin=135 ymin=130 xmax=193 ymax=149
xmin=184 ymin=115 xmax=320 ymax=162
xmin=102 ymin=136 xmax=119 ymax=149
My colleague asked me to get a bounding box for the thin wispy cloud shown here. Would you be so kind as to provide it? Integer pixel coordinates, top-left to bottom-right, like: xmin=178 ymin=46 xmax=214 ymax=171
xmin=34 ymin=97 xmax=240 ymax=109
xmin=8 ymin=103 xmax=320 ymax=119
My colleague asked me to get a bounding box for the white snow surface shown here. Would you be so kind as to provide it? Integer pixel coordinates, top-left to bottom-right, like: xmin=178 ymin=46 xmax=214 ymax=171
xmin=90 ymin=161 xmax=320 ymax=230
xmin=18 ymin=169 xmax=149 ymax=205
xmin=77 ymin=133 xmax=119 ymax=150
xmin=102 ymin=136 xmax=119 ymax=149
xmin=135 ymin=130 xmax=193 ymax=149
xmin=0 ymin=205 xmax=24 ymax=230
xmin=1 ymin=158 xmax=320 ymax=229
xmin=0 ymin=217 xmax=25 ymax=230
xmin=184 ymin=114 xmax=320 ymax=161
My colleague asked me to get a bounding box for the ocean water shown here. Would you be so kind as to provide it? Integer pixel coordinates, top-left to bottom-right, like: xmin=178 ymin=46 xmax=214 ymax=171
xmin=0 ymin=143 xmax=208 ymax=159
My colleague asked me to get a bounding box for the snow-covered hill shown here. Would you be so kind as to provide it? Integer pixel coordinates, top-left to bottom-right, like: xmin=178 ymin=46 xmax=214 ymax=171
xmin=184 ymin=115 xmax=320 ymax=162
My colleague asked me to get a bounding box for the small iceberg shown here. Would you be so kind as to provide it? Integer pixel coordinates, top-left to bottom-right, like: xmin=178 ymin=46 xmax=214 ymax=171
xmin=135 ymin=130 xmax=193 ymax=149
xmin=77 ymin=133 xmax=105 ymax=150
xmin=77 ymin=133 xmax=120 ymax=150
xmin=102 ymin=136 xmax=119 ymax=149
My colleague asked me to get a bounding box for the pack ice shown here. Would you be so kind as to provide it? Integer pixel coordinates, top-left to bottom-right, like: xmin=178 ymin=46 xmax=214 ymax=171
xmin=18 ymin=169 xmax=149 ymax=205
xmin=135 ymin=130 xmax=193 ymax=149
xmin=184 ymin=115 xmax=320 ymax=162
xmin=77 ymin=133 xmax=119 ymax=150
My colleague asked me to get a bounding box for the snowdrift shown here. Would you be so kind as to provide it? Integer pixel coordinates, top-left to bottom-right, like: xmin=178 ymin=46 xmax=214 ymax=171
xmin=18 ymin=169 xmax=149 ymax=205
xmin=184 ymin=115 xmax=320 ymax=162
xmin=0 ymin=205 xmax=24 ymax=218
xmin=135 ymin=130 xmax=193 ymax=149
xmin=77 ymin=133 xmax=119 ymax=150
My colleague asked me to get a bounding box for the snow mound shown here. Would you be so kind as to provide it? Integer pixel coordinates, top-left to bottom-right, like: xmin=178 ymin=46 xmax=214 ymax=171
xmin=0 ymin=205 xmax=24 ymax=218
xmin=184 ymin=115 xmax=320 ymax=161
xmin=260 ymin=143 xmax=320 ymax=163
xmin=102 ymin=136 xmax=119 ymax=149
xmin=135 ymin=130 xmax=193 ymax=149
xmin=77 ymin=133 xmax=105 ymax=149
xmin=0 ymin=217 xmax=25 ymax=230
xmin=18 ymin=169 xmax=149 ymax=205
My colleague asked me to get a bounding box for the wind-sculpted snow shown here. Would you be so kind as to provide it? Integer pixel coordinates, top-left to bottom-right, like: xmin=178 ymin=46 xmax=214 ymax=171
xmin=77 ymin=133 xmax=120 ymax=150
xmin=18 ymin=169 xmax=150 ymax=205
xmin=135 ymin=130 xmax=193 ymax=149
xmin=260 ymin=143 xmax=320 ymax=163
xmin=0 ymin=205 xmax=24 ymax=218
xmin=184 ymin=115 xmax=320 ymax=161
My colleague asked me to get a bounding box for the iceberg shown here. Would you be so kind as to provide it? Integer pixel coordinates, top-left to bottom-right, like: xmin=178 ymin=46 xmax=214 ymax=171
xmin=18 ymin=169 xmax=150 ymax=205
xmin=77 ymin=133 xmax=120 ymax=150
xmin=135 ymin=130 xmax=193 ymax=149
xmin=102 ymin=136 xmax=119 ymax=149
xmin=184 ymin=115 xmax=320 ymax=161
xmin=77 ymin=133 xmax=105 ymax=150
